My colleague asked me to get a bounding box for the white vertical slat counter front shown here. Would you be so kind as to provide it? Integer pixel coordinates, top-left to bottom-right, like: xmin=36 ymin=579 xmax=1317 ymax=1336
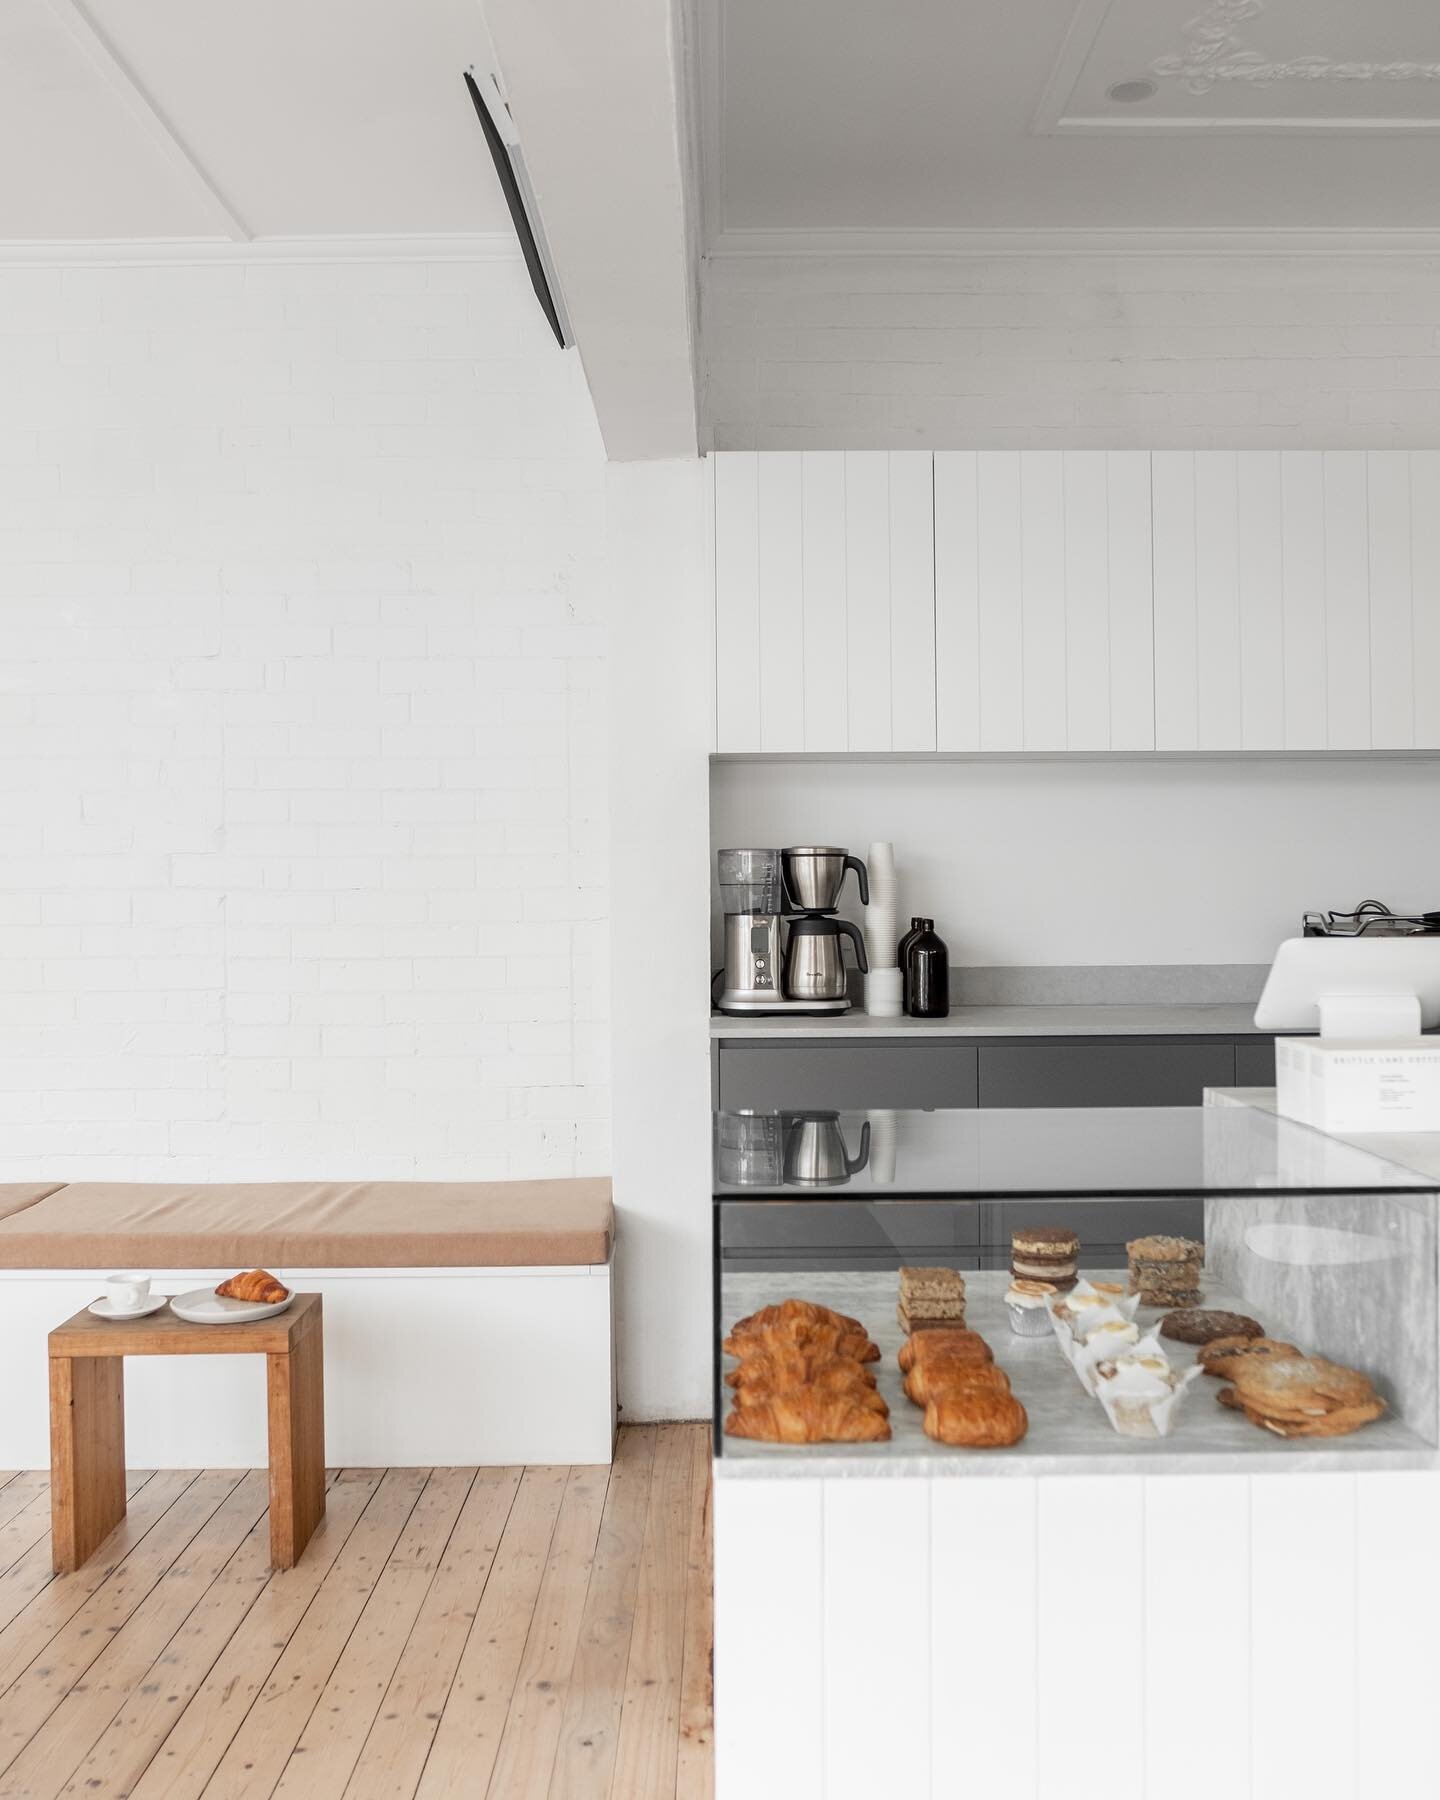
xmin=715 ymin=1466 xmax=1440 ymax=1800
xmin=711 ymin=449 xmax=1440 ymax=756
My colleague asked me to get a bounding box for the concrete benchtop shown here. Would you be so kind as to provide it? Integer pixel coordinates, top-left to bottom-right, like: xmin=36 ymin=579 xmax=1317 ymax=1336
xmin=711 ymin=1003 xmax=1269 ymax=1039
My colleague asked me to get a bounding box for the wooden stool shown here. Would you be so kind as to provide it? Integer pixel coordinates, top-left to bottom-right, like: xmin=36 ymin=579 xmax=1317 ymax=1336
xmin=48 ymin=1292 xmax=325 ymax=1574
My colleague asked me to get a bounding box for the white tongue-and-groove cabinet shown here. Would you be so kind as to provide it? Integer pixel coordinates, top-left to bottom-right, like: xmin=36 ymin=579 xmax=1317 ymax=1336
xmin=711 ymin=449 xmax=1440 ymax=755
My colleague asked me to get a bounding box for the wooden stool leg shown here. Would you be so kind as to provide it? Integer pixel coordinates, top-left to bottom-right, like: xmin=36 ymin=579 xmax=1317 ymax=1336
xmin=50 ymin=1353 xmax=127 ymax=1575
xmin=266 ymin=1326 xmax=325 ymax=1569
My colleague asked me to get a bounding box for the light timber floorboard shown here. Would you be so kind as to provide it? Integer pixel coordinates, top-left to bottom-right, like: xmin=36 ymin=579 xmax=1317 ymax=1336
xmin=0 ymin=1429 xmax=712 ymax=1800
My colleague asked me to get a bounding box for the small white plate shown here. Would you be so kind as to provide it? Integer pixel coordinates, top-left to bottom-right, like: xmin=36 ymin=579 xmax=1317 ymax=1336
xmin=88 ymin=1294 xmax=169 ymax=1322
xmin=169 ymin=1287 xmax=294 ymax=1325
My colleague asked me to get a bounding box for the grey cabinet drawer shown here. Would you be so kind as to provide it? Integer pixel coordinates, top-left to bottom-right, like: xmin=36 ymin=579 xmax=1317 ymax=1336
xmin=978 ymin=1042 xmax=1235 ymax=1109
xmin=1234 ymin=1038 xmax=1277 ymax=1087
xmin=990 ymin=1198 xmax=1205 ymax=1265
xmin=717 ymin=1044 xmax=979 ymax=1111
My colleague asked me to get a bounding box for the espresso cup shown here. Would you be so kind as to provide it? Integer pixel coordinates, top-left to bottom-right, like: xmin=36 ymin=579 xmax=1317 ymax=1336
xmin=105 ymin=1273 xmax=151 ymax=1311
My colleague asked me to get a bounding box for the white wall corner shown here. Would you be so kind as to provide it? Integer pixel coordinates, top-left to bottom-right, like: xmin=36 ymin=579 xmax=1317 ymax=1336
xmin=606 ymin=457 xmax=714 ymax=1418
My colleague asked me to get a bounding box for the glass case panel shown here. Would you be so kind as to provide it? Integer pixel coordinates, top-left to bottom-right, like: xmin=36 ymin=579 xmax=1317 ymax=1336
xmin=713 ymin=1105 xmax=1440 ymax=1474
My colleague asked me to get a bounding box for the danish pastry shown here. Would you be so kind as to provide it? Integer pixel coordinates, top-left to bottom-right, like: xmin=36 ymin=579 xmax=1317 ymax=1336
xmin=903 ymin=1360 xmax=1012 ymax=1407
xmin=923 ymin=1392 xmax=1028 ymax=1448
xmin=897 ymin=1329 xmax=993 ymax=1374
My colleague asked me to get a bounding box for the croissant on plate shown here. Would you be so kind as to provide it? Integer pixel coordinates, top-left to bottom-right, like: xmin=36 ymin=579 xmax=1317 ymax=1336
xmin=727 ymin=1350 xmax=878 ymax=1392
xmin=724 ymin=1395 xmax=892 ymax=1444
xmin=897 ymin=1330 xmax=993 ymax=1374
xmin=215 ymin=1269 xmax=290 ymax=1305
xmin=903 ymin=1361 xmax=1012 ymax=1407
xmin=924 ymin=1392 xmax=1029 ymax=1448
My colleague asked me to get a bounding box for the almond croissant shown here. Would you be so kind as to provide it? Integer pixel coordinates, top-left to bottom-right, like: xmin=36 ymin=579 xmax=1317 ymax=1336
xmin=215 ymin=1269 xmax=289 ymax=1305
xmin=724 ymin=1395 xmax=891 ymax=1444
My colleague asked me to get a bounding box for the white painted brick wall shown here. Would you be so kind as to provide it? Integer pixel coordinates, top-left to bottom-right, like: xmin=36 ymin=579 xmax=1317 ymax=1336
xmin=0 ymin=251 xmax=611 ymax=1181
xmin=703 ymin=252 xmax=1440 ymax=449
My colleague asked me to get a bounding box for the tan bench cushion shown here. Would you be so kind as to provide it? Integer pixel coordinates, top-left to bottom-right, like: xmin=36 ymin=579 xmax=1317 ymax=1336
xmin=0 ymin=1179 xmax=613 ymax=1270
xmin=0 ymin=1183 xmax=66 ymax=1223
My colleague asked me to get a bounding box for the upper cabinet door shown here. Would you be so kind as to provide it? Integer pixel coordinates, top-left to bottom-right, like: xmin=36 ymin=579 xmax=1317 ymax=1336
xmin=718 ymin=447 xmax=1435 ymax=758
xmin=712 ymin=450 xmax=936 ymax=753
xmin=936 ymin=450 xmax=1153 ymax=752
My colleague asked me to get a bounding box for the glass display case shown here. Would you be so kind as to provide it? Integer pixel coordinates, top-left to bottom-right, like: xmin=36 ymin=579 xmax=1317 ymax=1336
xmin=713 ymin=1102 xmax=1440 ymax=1473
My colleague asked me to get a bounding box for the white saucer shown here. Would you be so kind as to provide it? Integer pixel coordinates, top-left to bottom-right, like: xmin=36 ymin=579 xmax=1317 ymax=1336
xmin=88 ymin=1294 xmax=168 ymax=1321
xmin=169 ymin=1287 xmax=294 ymax=1325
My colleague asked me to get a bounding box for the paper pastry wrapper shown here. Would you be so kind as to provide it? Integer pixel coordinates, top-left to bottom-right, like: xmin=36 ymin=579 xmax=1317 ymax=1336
xmin=1096 ymin=1361 xmax=1205 ymax=1437
xmin=1045 ymin=1282 xmax=1141 ymax=1359
xmin=1073 ymin=1326 xmax=1165 ymax=1397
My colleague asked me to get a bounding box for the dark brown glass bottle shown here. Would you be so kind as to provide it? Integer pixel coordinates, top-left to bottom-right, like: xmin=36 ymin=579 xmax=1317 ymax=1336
xmin=906 ymin=923 xmax=949 ymax=1018
xmin=896 ymin=916 xmax=926 ymax=1008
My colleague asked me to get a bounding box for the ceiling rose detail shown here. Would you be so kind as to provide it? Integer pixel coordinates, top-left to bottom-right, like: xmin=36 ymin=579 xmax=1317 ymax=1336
xmin=1152 ymin=0 xmax=1440 ymax=95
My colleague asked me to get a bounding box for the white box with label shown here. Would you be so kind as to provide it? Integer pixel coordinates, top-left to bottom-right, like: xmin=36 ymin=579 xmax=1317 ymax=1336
xmin=1276 ymin=1036 xmax=1440 ymax=1133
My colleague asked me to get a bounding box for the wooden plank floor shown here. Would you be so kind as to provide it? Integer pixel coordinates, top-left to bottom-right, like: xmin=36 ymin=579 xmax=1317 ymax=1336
xmin=0 ymin=1426 xmax=714 ymax=1800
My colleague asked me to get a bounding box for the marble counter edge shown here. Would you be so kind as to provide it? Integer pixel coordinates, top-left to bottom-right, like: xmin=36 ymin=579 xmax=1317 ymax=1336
xmin=711 ymin=1442 xmax=1438 ymax=1479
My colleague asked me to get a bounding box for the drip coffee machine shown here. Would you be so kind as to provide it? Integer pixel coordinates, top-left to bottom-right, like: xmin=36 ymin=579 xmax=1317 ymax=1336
xmin=716 ymin=845 xmax=870 ymax=1015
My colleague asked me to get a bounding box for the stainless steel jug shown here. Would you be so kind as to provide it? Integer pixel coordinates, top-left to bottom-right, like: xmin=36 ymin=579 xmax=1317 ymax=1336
xmin=783 ymin=915 xmax=869 ymax=1001
xmin=783 ymin=1112 xmax=872 ymax=1187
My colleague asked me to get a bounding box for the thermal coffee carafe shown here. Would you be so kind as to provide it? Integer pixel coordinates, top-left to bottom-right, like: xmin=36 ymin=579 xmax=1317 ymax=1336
xmin=784 ymin=916 xmax=868 ymax=1002
xmin=783 ymin=1112 xmax=872 ymax=1187
xmin=716 ymin=844 xmax=870 ymax=1015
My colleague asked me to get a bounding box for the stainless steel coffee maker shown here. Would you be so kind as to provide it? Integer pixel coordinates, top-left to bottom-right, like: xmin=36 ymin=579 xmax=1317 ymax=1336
xmin=715 ymin=845 xmax=869 ymax=1015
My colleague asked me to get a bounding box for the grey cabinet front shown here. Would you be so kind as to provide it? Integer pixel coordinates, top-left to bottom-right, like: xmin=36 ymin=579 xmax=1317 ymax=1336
xmin=717 ymin=1044 xmax=979 ymax=1112
xmin=978 ymin=1042 xmax=1236 ymax=1109
xmin=1234 ymin=1038 xmax=1277 ymax=1087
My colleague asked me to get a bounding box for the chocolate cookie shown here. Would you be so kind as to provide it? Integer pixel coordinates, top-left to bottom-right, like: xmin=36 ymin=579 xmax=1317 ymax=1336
xmin=1160 ymin=1309 xmax=1264 ymax=1346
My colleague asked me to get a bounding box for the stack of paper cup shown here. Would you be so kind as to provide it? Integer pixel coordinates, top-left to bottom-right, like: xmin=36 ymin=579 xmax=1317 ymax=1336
xmin=865 ymin=840 xmax=898 ymax=968
xmin=864 ymin=841 xmax=901 ymax=1015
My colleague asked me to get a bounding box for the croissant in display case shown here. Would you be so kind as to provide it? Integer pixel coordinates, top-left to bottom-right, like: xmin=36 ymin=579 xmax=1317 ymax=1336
xmin=727 ymin=1350 xmax=878 ymax=1392
xmin=724 ymin=1394 xmax=892 ymax=1444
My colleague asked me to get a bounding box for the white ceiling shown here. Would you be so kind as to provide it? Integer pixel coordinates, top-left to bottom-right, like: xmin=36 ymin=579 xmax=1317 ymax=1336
xmin=0 ymin=0 xmax=510 ymax=239
xmin=716 ymin=0 xmax=1440 ymax=233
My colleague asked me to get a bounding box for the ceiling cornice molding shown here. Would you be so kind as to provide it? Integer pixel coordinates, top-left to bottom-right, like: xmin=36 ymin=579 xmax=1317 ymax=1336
xmin=0 ymin=233 xmax=521 ymax=267
xmin=708 ymin=226 xmax=1440 ymax=260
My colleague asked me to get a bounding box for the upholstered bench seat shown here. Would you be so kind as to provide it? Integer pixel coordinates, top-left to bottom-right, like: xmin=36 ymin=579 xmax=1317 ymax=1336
xmin=0 ymin=1176 xmax=616 ymax=1471
xmin=0 ymin=1178 xmax=613 ymax=1271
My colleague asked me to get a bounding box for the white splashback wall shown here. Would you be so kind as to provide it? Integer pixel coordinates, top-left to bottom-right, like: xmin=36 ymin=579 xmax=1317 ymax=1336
xmin=710 ymin=756 xmax=1440 ymax=967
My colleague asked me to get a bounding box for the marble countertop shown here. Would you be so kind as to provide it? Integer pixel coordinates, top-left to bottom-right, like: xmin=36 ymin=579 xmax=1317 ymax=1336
xmin=711 ymin=1004 xmax=1270 ymax=1039
xmin=713 ymin=1268 xmax=1436 ymax=1480
xmin=1209 ymin=1087 xmax=1440 ymax=1184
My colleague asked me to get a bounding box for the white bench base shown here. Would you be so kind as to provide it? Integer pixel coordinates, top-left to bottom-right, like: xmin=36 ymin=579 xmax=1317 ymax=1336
xmin=0 ymin=1263 xmax=615 ymax=1470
